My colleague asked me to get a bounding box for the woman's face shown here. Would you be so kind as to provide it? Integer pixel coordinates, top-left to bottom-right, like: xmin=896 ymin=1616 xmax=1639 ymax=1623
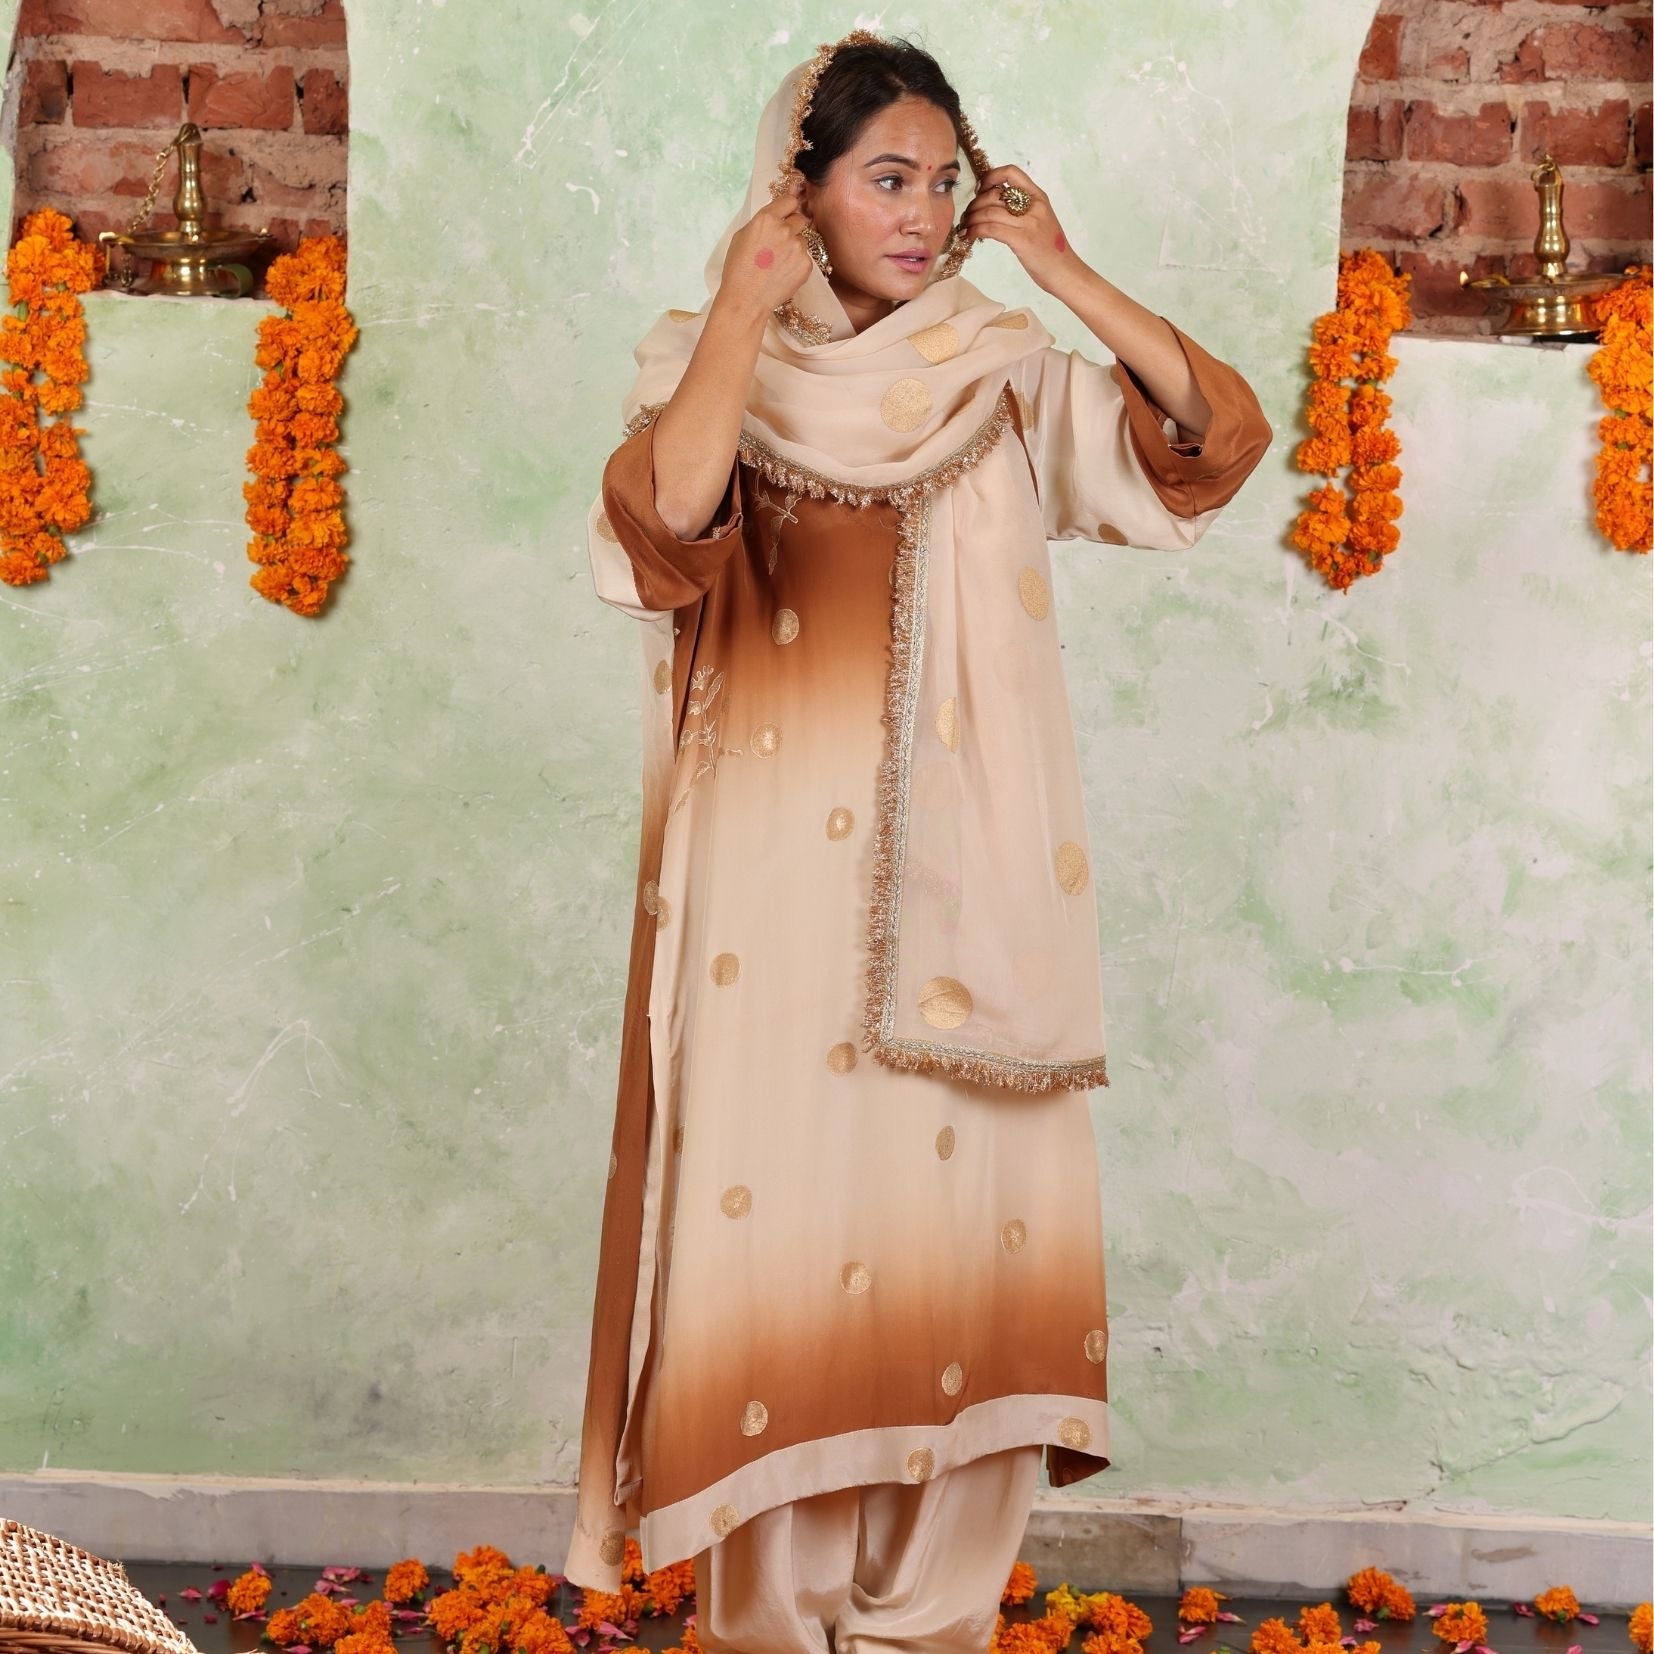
xmin=801 ymin=95 xmax=961 ymax=323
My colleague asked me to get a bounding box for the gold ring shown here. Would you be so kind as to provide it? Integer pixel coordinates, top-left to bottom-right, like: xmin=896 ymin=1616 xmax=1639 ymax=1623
xmin=999 ymin=182 xmax=1034 ymax=215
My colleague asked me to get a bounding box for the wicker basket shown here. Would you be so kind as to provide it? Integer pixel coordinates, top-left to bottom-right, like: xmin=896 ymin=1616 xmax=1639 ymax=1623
xmin=0 ymin=1520 xmax=200 ymax=1654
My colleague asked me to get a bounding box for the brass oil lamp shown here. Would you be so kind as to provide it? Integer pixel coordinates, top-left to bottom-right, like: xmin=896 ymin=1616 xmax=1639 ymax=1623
xmin=98 ymin=122 xmax=273 ymax=297
xmin=1460 ymin=153 xmax=1629 ymax=341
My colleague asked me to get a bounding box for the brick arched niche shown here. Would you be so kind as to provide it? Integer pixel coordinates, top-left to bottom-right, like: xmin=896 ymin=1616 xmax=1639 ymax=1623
xmin=1345 ymin=0 xmax=1649 ymax=336
xmin=2 ymin=0 xmax=347 ymax=295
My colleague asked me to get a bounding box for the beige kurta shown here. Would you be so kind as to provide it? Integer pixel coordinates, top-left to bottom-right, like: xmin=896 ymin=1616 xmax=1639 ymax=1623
xmin=564 ymin=318 xmax=1273 ymax=1586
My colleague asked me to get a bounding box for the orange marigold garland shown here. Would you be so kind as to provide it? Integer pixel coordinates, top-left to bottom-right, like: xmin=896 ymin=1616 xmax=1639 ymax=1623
xmin=1585 ymin=262 xmax=1651 ymax=554
xmin=0 ymin=207 xmax=101 ymax=587
xmin=1290 ymin=247 xmax=1412 ymax=591
xmin=245 ymin=232 xmax=357 ymax=616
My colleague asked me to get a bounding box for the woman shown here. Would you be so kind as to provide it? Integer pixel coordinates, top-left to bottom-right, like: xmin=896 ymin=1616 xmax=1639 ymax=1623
xmin=567 ymin=28 xmax=1272 ymax=1650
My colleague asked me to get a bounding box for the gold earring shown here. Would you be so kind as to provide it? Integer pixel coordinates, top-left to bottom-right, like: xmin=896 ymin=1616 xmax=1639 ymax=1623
xmin=802 ymin=225 xmax=832 ymax=277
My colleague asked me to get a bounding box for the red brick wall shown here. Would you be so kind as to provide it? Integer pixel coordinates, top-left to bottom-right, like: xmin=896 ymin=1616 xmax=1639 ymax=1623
xmin=1348 ymin=0 xmax=1649 ymax=333
xmin=5 ymin=0 xmax=347 ymax=289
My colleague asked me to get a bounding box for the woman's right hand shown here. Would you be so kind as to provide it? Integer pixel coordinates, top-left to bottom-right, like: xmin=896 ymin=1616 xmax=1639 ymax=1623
xmin=717 ymin=171 xmax=816 ymax=318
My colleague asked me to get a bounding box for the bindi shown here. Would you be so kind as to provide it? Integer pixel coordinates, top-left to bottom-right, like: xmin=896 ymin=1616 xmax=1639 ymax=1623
xmin=754 ymin=247 xmax=775 ymax=268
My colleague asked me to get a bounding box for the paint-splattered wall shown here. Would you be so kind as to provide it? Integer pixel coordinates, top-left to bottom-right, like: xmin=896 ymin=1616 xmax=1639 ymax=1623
xmin=1 ymin=0 xmax=1647 ymax=1528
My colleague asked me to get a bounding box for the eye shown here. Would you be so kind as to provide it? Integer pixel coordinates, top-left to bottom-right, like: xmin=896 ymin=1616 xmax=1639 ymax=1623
xmin=874 ymin=174 xmax=903 ymax=190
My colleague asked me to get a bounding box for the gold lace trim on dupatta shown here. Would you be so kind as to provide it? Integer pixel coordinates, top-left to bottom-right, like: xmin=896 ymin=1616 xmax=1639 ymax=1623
xmin=622 ymin=388 xmax=1110 ymax=1094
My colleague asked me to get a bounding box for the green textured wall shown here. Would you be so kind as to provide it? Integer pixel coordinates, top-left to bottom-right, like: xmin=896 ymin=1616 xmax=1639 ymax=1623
xmin=1 ymin=0 xmax=1648 ymax=1524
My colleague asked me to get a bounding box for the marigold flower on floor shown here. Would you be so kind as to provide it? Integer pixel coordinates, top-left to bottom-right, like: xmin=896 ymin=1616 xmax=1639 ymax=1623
xmin=383 ymin=1559 xmax=430 ymax=1604
xmin=226 ymin=1569 xmax=273 ymax=1616
xmin=1433 ymin=1601 xmax=1490 ymax=1650
xmin=1347 ymin=1566 xmax=1416 ymax=1621
xmin=1628 ymin=1603 xmax=1651 ymax=1653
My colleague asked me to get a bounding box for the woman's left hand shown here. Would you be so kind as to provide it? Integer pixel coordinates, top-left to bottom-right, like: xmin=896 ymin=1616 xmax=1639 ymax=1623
xmin=957 ymin=164 xmax=1079 ymax=292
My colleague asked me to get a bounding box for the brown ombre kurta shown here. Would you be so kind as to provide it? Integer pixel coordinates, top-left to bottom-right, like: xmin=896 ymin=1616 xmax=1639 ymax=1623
xmin=564 ymin=319 xmax=1273 ymax=1586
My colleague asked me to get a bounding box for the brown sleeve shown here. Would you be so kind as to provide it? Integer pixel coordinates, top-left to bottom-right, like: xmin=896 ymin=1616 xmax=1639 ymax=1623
xmin=599 ymin=417 xmax=745 ymax=611
xmin=1109 ymin=316 xmax=1274 ymax=519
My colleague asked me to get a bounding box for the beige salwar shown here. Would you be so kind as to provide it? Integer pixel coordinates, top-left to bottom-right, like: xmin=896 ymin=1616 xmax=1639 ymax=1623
xmin=565 ymin=315 xmax=1272 ymax=1587
xmin=692 ymin=1444 xmax=1042 ymax=1654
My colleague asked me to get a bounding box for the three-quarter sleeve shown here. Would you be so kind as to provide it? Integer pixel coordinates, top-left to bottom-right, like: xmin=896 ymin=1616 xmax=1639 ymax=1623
xmin=1006 ymin=315 xmax=1273 ymax=550
xmin=587 ymin=416 xmax=745 ymax=621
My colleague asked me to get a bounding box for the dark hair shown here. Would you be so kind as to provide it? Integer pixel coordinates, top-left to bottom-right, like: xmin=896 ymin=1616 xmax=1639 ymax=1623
xmin=793 ymin=36 xmax=967 ymax=186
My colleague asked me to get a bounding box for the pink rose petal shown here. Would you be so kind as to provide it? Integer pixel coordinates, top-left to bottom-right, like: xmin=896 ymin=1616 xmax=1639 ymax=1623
xmin=1580 ymin=1616 xmax=1600 ymax=1626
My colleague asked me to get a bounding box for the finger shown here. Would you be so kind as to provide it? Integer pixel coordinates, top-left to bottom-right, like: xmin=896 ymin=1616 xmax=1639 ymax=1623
xmin=962 ymin=206 xmax=1030 ymax=233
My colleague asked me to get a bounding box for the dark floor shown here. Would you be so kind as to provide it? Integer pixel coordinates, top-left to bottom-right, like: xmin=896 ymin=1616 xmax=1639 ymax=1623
xmin=116 ymin=1561 xmax=1644 ymax=1654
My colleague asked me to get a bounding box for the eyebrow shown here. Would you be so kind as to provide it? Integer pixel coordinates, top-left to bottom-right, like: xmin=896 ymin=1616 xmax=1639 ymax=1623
xmin=862 ymin=153 xmax=961 ymax=171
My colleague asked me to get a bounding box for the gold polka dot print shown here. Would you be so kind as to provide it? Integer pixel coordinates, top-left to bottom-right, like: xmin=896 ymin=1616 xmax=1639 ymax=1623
xmin=1001 ymin=1217 xmax=1027 ymax=1252
xmin=1016 ymin=389 xmax=1037 ymax=430
xmin=909 ymin=321 xmax=959 ymax=363
xmin=710 ymin=1503 xmax=741 ymax=1536
xmin=652 ymin=658 xmax=671 ymax=694
xmin=941 ymin=1361 xmax=963 ymax=1396
xmin=990 ymin=310 xmax=1030 ymax=329
xmin=720 ymin=1184 xmax=752 ymax=1219
xmin=771 ymin=608 xmax=799 ymax=645
xmin=1096 ymin=521 xmax=1128 ymax=544
xmin=880 ymin=377 xmax=932 ymax=433
xmin=1058 ymin=1416 xmax=1092 ymax=1450
xmin=607 ymin=1150 xmax=617 ymax=1180
xmin=934 ymin=697 xmax=958 ymax=751
xmin=919 ymin=975 xmax=972 ymax=1029
xmin=826 ymin=806 xmax=854 ymax=839
xmin=740 ymin=1400 xmax=769 ymax=1436
xmin=750 ymin=722 xmax=780 ymax=757
xmin=827 ymin=1041 xmax=857 ymax=1074
xmin=1018 ymin=566 xmax=1050 ymax=620
xmin=594 ymin=510 xmax=618 ymax=542
xmin=935 ymin=1124 xmax=956 ymax=1160
xmin=598 ymin=1530 xmax=626 ymax=1566
xmin=906 ymin=1447 xmax=935 ymax=1481
xmin=1055 ymin=840 xmax=1090 ymax=895
xmin=1085 ymin=1328 xmax=1109 ymax=1363
xmin=709 ymin=952 xmax=739 ymax=985
xmin=840 ymin=1260 xmax=872 ymax=1294
xmin=668 ymin=307 xmax=699 ymax=323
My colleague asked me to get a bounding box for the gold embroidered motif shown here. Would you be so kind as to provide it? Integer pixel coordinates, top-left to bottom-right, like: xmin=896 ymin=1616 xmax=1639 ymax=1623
xmin=906 ymin=1447 xmax=935 ymax=1481
xmin=709 ymin=952 xmax=740 ymax=985
xmin=594 ymin=509 xmax=619 ymax=542
xmin=667 ymin=307 xmax=699 ymax=323
xmin=771 ymin=607 xmax=800 ymax=644
xmin=750 ymin=722 xmax=780 ymax=757
xmin=1084 ymin=1328 xmax=1109 ymax=1363
xmin=598 ymin=1530 xmax=626 ymax=1565
xmin=840 ymin=1260 xmax=872 ymax=1294
xmin=709 ymin=1502 xmax=741 ymax=1537
xmin=910 ymin=321 xmax=960 ymax=364
xmin=1001 ymin=1218 xmax=1027 ymax=1252
xmin=934 ymin=696 xmax=958 ymax=751
xmin=672 ymin=1122 xmax=685 ymax=1152
xmin=919 ymin=975 xmax=972 ymax=1029
xmin=754 ymin=480 xmax=801 ymax=574
xmin=935 ymin=1124 xmax=955 ymax=1160
xmin=827 ymin=1041 xmax=857 ymax=1073
xmin=1018 ymin=566 xmax=1050 ymax=620
xmin=1054 ymin=840 xmax=1089 ymax=895
xmin=652 ymin=657 xmax=671 ymax=694
xmin=881 ymin=376 xmax=933 ymax=433
xmin=670 ymin=663 xmax=725 ymax=816
xmin=1058 ymin=1416 xmax=1092 ymax=1449
xmin=941 ymin=1361 xmax=963 ymax=1396
xmin=607 ymin=1149 xmax=617 ymax=1180
xmin=740 ymin=1400 xmax=769 ymax=1436
xmin=720 ymin=1184 xmax=752 ymax=1218
xmin=991 ymin=310 xmax=1031 ymax=329
xmin=1096 ymin=521 xmax=1128 ymax=544
xmin=826 ymin=806 xmax=854 ymax=839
